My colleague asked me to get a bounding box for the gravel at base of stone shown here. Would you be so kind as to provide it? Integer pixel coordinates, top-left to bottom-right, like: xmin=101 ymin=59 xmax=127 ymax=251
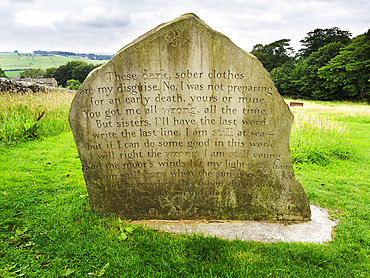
xmin=138 ymin=205 xmax=337 ymax=244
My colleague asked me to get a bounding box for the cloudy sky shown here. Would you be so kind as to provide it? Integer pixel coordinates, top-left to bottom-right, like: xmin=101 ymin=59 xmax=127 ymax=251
xmin=1 ymin=0 xmax=369 ymax=54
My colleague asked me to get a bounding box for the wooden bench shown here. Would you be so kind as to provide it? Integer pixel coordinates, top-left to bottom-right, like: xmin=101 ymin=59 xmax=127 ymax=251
xmin=289 ymin=102 xmax=304 ymax=107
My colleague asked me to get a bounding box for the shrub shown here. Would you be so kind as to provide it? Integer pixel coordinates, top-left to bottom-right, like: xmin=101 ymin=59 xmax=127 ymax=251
xmin=67 ymin=79 xmax=81 ymax=90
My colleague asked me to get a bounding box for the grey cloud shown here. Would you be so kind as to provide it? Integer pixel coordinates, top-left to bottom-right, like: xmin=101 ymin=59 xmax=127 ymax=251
xmin=0 ymin=0 xmax=369 ymax=53
xmin=81 ymin=16 xmax=131 ymax=29
xmin=54 ymin=6 xmax=131 ymax=32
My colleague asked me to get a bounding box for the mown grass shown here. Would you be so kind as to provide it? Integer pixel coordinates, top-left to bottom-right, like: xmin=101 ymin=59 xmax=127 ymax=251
xmin=0 ymin=95 xmax=369 ymax=277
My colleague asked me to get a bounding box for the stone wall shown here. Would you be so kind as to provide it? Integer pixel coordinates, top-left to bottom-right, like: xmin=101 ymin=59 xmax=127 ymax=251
xmin=0 ymin=78 xmax=72 ymax=94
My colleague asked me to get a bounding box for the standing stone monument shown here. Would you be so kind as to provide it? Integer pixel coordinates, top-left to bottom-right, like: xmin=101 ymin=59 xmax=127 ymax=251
xmin=69 ymin=13 xmax=311 ymax=221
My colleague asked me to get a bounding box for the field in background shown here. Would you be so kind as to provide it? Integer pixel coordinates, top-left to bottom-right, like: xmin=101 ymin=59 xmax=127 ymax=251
xmin=287 ymin=99 xmax=370 ymax=117
xmin=0 ymin=52 xmax=109 ymax=77
xmin=0 ymin=93 xmax=369 ymax=277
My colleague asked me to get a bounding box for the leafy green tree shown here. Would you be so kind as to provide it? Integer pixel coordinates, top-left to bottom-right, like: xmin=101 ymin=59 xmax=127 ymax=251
xmin=0 ymin=67 xmax=7 ymax=78
xmin=271 ymin=59 xmax=300 ymax=96
xmin=318 ymin=30 xmax=370 ymax=101
xmin=53 ymin=61 xmax=100 ymax=87
xmin=251 ymin=39 xmax=294 ymax=72
xmin=53 ymin=65 xmax=69 ymax=87
xmin=299 ymin=27 xmax=352 ymax=58
xmin=298 ymin=42 xmax=344 ymax=99
xmin=44 ymin=67 xmax=57 ymax=78
xmin=20 ymin=68 xmax=45 ymax=78
xmin=66 ymin=79 xmax=81 ymax=90
xmin=71 ymin=61 xmax=98 ymax=84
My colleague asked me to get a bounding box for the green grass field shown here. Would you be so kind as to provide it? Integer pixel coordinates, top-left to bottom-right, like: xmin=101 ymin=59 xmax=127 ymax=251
xmin=0 ymin=52 xmax=108 ymax=78
xmin=0 ymin=93 xmax=369 ymax=277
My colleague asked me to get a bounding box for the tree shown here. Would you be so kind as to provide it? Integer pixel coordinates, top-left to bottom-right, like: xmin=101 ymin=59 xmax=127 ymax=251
xmin=298 ymin=42 xmax=344 ymax=99
xmin=271 ymin=59 xmax=300 ymax=96
xmin=270 ymin=43 xmax=343 ymax=99
xmin=318 ymin=30 xmax=370 ymax=101
xmin=299 ymin=27 xmax=352 ymax=58
xmin=0 ymin=67 xmax=7 ymax=78
xmin=53 ymin=65 xmax=69 ymax=87
xmin=20 ymin=68 xmax=45 ymax=78
xmin=44 ymin=67 xmax=57 ymax=78
xmin=251 ymin=39 xmax=294 ymax=72
xmin=53 ymin=61 xmax=100 ymax=87
xmin=69 ymin=61 xmax=98 ymax=84
xmin=67 ymin=79 xmax=81 ymax=90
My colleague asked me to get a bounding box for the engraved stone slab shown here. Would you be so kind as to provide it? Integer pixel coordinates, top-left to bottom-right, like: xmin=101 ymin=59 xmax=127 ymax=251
xmin=69 ymin=13 xmax=311 ymax=220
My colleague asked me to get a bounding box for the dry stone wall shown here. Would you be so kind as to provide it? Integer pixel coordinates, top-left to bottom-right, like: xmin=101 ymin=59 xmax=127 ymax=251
xmin=69 ymin=13 xmax=311 ymax=220
xmin=0 ymin=78 xmax=65 ymax=94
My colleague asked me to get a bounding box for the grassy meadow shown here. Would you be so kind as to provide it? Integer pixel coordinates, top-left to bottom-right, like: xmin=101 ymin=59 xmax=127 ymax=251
xmin=0 ymin=90 xmax=74 ymax=145
xmin=0 ymin=91 xmax=369 ymax=277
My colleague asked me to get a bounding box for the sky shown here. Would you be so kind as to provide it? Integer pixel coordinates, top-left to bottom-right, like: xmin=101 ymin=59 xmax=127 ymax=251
xmin=1 ymin=0 xmax=369 ymax=54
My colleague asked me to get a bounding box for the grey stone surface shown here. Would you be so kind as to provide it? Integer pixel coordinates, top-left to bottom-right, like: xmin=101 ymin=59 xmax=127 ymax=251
xmin=0 ymin=78 xmax=59 ymax=94
xmin=140 ymin=205 xmax=337 ymax=243
xmin=69 ymin=13 xmax=310 ymax=220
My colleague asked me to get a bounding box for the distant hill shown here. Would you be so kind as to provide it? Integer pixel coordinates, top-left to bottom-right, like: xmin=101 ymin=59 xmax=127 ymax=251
xmin=0 ymin=51 xmax=112 ymax=78
xmin=32 ymin=50 xmax=114 ymax=60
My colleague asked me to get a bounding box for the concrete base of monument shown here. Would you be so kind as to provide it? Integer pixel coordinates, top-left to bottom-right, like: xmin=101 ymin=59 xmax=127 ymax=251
xmin=135 ymin=205 xmax=338 ymax=244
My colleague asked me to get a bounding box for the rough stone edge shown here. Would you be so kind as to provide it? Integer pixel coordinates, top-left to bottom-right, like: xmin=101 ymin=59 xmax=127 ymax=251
xmin=133 ymin=205 xmax=337 ymax=244
xmin=83 ymin=13 xmax=257 ymax=81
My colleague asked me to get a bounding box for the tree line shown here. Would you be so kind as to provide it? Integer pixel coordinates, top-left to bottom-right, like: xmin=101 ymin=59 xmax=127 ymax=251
xmin=33 ymin=50 xmax=113 ymax=60
xmin=1 ymin=27 xmax=369 ymax=100
xmin=10 ymin=61 xmax=102 ymax=90
xmin=251 ymin=27 xmax=369 ymax=101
